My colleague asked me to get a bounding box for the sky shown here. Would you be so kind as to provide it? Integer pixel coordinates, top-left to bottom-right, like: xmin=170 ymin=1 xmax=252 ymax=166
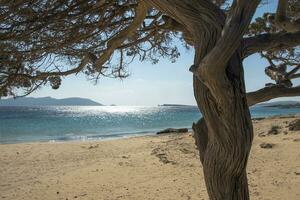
xmin=30 ymin=0 xmax=300 ymax=106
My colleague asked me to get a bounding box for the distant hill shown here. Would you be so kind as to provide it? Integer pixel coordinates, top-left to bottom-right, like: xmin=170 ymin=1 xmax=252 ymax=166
xmin=0 ymin=97 xmax=102 ymax=106
xmin=257 ymin=101 xmax=300 ymax=109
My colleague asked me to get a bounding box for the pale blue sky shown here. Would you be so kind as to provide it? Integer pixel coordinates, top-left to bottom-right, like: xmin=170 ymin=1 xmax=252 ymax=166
xmin=31 ymin=1 xmax=300 ymax=105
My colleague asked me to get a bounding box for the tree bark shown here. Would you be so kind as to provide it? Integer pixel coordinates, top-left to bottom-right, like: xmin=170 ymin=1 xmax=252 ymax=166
xmin=192 ymin=118 xmax=208 ymax=163
xmin=193 ymin=52 xmax=253 ymax=199
xmin=146 ymin=1 xmax=255 ymax=199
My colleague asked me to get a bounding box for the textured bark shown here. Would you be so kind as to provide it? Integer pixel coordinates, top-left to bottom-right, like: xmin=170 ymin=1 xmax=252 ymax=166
xmin=192 ymin=118 xmax=208 ymax=163
xmin=146 ymin=1 xmax=256 ymax=199
xmin=193 ymin=58 xmax=253 ymax=200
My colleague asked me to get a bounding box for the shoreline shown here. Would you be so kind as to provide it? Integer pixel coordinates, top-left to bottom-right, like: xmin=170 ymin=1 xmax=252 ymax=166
xmin=1 ymin=116 xmax=300 ymax=199
xmin=0 ymin=132 xmax=158 ymax=145
xmin=0 ymin=130 xmax=195 ymax=145
xmin=1 ymin=114 xmax=299 ymax=145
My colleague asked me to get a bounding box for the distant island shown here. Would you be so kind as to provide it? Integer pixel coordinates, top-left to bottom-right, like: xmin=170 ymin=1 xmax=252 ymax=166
xmin=258 ymin=101 xmax=300 ymax=109
xmin=264 ymin=103 xmax=300 ymax=109
xmin=0 ymin=97 xmax=102 ymax=106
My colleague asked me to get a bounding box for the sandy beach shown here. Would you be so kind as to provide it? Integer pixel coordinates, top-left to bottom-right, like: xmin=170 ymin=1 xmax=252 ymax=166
xmin=0 ymin=116 xmax=300 ymax=200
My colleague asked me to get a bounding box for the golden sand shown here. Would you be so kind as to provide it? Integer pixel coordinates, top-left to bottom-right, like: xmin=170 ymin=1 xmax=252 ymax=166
xmin=0 ymin=116 xmax=300 ymax=200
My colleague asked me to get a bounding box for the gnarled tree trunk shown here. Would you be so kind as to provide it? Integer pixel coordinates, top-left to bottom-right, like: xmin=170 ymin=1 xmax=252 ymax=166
xmin=193 ymin=52 xmax=253 ymax=200
xmin=146 ymin=0 xmax=256 ymax=199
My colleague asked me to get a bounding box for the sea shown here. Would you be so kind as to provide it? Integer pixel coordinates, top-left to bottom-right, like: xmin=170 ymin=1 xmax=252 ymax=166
xmin=0 ymin=105 xmax=299 ymax=144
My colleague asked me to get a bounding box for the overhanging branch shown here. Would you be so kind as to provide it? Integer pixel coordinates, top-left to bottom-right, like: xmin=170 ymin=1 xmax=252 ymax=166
xmin=93 ymin=1 xmax=149 ymax=71
xmin=242 ymin=32 xmax=300 ymax=59
xmin=247 ymin=85 xmax=300 ymax=106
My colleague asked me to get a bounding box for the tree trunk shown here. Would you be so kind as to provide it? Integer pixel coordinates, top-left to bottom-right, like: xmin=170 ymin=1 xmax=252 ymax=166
xmin=145 ymin=1 xmax=254 ymax=199
xmin=193 ymin=51 xmax=253 ymax=200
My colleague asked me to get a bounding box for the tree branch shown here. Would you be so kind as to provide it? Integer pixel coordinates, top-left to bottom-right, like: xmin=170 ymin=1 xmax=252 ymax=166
xmin=93 ymin=1 xmax=149 ymax=71
xmin=290 ymin=73 xmax=300 ymax=79
xmin=243 ymin=32 xmax=300 ymax=58
xmin=247 ymin=85 xmax=300 ymax=106
xmin=287 ymin=65 xmax=300 ymax=78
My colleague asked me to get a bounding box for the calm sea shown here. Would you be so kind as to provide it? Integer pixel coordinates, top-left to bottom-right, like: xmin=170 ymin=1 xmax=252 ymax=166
xmin=0 ymin=106 xmax=299 ymax=144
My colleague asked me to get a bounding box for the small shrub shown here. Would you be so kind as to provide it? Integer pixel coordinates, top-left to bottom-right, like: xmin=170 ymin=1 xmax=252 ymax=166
xmin=268 ymin=125 xmax=281 ymax=135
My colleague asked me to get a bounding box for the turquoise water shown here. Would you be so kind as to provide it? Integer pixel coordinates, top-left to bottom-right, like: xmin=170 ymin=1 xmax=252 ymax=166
xmin=0 ymin=106 xmax=299 ymax=144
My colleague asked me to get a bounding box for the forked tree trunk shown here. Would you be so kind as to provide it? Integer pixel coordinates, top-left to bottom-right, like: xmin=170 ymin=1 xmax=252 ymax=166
xmin=146 ymin=1 xmax=254 ymax=199
xmin=189 ymin=4 xmax=253 ymax=198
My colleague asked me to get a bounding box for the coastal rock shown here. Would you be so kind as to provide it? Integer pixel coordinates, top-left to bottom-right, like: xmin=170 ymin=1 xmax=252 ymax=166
xmin=268 ymin=129 xmax=279 ymax=135
xmin=260 ymin=143 xmax=274 ymax=149
xmin=88 ymin=144 xmax=99 ymax=149
xmin=156 ymin=128 xmax=188 ymax=135
xmin=258 ymin=132 xmax=266 ymax=137
xmin=288 ymin=119 xmax=300 ymax=131
xmin=253 ymin=117 xmax=265 ymax=121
